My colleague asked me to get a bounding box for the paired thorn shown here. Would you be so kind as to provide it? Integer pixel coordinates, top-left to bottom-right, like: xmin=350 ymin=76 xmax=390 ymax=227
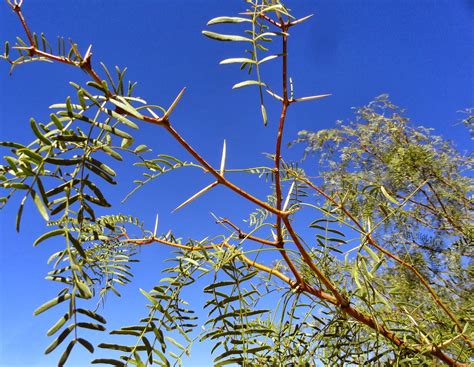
xmin=164 ymin=87 xmax=186 ymax=119
xmin=153 ymin=213 xmax=159 ymax=237
xmin=146 ymin=107 xmax=159 ymax=119
xmin=289 ymin=14 xmax=314 ymax=27
xmin=282 ymin=181 xmax=295 ymax=211
xmin=266 ymin=88 xmax=331 ymax=104
xmin=81 ymin=44 xmax=92 ymax=68
xmin=219 ymin=139 xmax=226 ymax=176
xmin=292 ymin=93 xmax=332 ymax=103
xmin=173 ymin=139 xmax=227 ymax=213
xmin=172 ymin=181 xmax=219 ymax=213
xmin=266 ymin=89 xmax=284 ymax=102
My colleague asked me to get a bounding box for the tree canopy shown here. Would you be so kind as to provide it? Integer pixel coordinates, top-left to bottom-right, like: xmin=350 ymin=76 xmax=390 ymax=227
xmin=0 ymin=1 xmax=472 ymax=366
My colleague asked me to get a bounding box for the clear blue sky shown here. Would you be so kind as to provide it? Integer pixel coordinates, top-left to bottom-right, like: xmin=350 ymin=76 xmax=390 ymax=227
xmin=0 ymin=1 xmax=472 ymax=366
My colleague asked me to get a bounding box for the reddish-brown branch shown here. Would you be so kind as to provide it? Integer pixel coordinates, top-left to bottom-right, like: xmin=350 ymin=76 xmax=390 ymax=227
xmin=274 ymin=102 xmax=288 ymax=242
xmin=12 ymin=3 xmax=34 ymax=45
xmin=219 ymin=218 xmax=277 ymax=246
xmin=258 ymin=13 xmax=280 ymax=28
xmin=276 ymin=243 xmax=306 ymax=286
xmin=282 ymin=215 xmax=349 ymax=307
xmin=342 ymin=304 xmax=466 ymax=366
xmin=124 ymin=233 xmax=304 ymax=292
xmin=426 ymin=181 xmax=464 ymax=233
xmin=274 ymin=21 xmax=290 ymax=250
xmin=124 ymin=232 xmax=337 ymax=305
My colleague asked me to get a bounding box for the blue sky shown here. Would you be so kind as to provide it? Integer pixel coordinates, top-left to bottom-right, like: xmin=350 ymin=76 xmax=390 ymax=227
xmin=0 ymin=0 xmax=472 ymax=366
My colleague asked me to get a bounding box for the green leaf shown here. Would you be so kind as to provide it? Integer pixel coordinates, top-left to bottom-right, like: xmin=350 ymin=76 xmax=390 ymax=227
xmin=58 ymin=339 xmax=76 ymax=366
xmin=261 ymin=104 xmax=268 ymax=126
xmin=77 ymin=338 xmax=94 ymax=353
xmin=0 ymin=141 xmax=26 ymax=149
xmin=352 ymin=265 xmax=362 ymax=289
xmin=66 ymin=232 xmax=87 ymax=259
xmin=109 ymin=97 xmax=143 ymax=120
xmin=101 ymin=80 xmax=110 ymax=93
xmin=98 ymin=343 xmax=145 ymax=352
xmin=45 ymin=276 xmax=72 ymax=284
xmin=44 ymin=324 xmax=74 ymax=354
xmin=34 ymin=293 xmax=71 ymax=316
xmin=36 ymin=177 xmax=49 ymax=208
xmin=232 ymin=80 xmax=266 ymax=89
xmin=50 ymin=114 xmax=64 ymax=129
xmin=142 ymin=336 xmax=153 ymax=364
xmin=258 ymin=54 xmax=280 ymax=64
xmin=85 ymin=162 xmax=117 ymax=185
xmin=16 ymin=197 xmax=25 ymax=232
xmin=75 ymin=86 xmax=102 ymax=107
xmin=4 ymin=41 xmax=9 ymax=58
xmin=134 ymin=144 xmax=149 ymax=154
xmin=260 ymin=3 xmax=292 ymax=17
xmin=50 ymin=194 xmax=80 ymax=216
xmin=214 ymin=357 xmax=244 ymax=367
xmin=140 ymin=288 xmax=158 ymax=305
xmin=83 ymin=193 xmax=111 ymax=207
xmin=47 ymin=313 xmax=70 ymax=336
xmin=207 ymin=16 xmax=251 ymax=25
xmin=77 ymin=308 xmax=107 ymax=324
xmin=219 ymin=58 xmax=255 ymax=65
xmin=204 ymin=281 xmax=234 ymax=291
xmin=86 ymin=156 xmax=116 ymax=177
xmin=46 ymin=180 xmax=79 ymax=197
xmin=4 ymin=156 xmax=18 ymax=172
xmin=381 ymin=185 xmax=399 ymax=205
xmin=45 ymin=157 xmax=82 ymax=166
xmin=31 ymin=190 xmax=49 ymax=221
xmin=100 ymin=62 xmax=118 ymax=93
xmin=91 ymin=359 xmax=125 ymax=366
xmin=73 ymin=113 xmax=133 ymax=139
xmin=102 ymin=145 xmax=123 ymax=161
xmin=3 ymin=182 xmax=29 ymax=190
xmin=83 ymin=179 xmax=109 ymax=205
xmin=365 ymin=245 xmax=380 ymax=263
xmin=30 ymin=118 xmax=51 ymax=145
xmin=202 ymin=31 xmax=251 ymax=42
xmin=215 ymin=345 xmax=270 ymax=362
xmin=165 ymin=336 xmax=185 ymax=351
xmin=86 ymin=81 xmax=107 ymax=93
xmin=34 ymin=228 xmax=65 ymax=247
xmin=65 ymin=96 xmax=73 ymax=116
xmin=110 ymin=329 xmax=141 ymax=336
xmin=18 ymin=148 xmax=43 ymax=164
xmin=77 ymin=90 xmax=87 ymax=109
xmin=120 ymin=137 xmax=134 ymax=149
xmin=76 ymin=280 xmax=93 ymax=299
xmin=77 ymin=322 xmax=106 ymax=331
xmin=108 ymin=109 xmax=139 ymax=130
xmin=53 ymin=134 xmax=88 ymax=143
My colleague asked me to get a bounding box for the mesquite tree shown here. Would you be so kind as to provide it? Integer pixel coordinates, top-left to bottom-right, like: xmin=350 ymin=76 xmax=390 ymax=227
xmin=0 ymin=1 xmax=472 ymax=366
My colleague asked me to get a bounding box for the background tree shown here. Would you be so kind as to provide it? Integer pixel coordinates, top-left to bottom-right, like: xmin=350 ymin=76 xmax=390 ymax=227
xmin=0 ymin=0 xmax=472 ymax=366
